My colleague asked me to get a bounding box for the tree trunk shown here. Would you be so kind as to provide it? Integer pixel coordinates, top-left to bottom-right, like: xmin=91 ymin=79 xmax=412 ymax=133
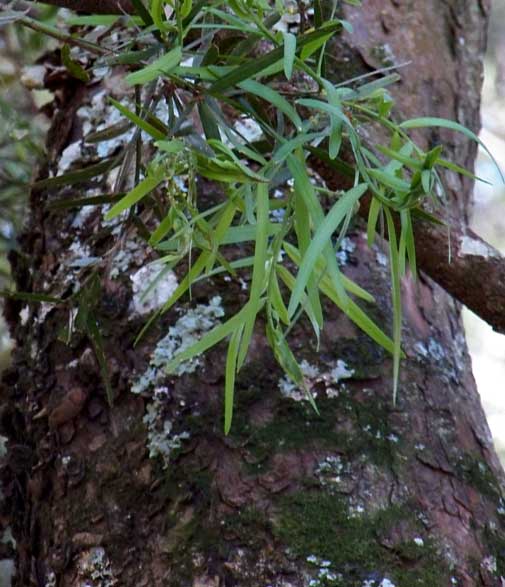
xmin=2 ymin=1 xmax=504 ymax=586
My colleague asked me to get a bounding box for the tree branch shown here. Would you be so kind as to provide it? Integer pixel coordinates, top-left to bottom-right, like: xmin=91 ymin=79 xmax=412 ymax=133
xmin=316 ymin=159 xmax=505 ymax=334
xmin=29 ymin=0 xmax=134 ymax=14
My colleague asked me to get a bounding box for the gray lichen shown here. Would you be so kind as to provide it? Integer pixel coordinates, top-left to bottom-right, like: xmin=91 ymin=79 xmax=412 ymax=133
xmin=142 ymin=387 xmax=190 ymax=468
xmin=132 ymin=297 xmax=224 ymax=466
xmin=278 ymin=359 xmax=354 ymax=402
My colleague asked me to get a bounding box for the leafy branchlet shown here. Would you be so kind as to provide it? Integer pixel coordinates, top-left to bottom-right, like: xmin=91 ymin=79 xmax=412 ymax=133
xmin=10 ymin=0 xmax=495 ymax=430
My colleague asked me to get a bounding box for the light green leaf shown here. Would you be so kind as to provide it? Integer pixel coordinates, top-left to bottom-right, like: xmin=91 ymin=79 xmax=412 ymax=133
xmin=110 ymin=98 xmax=167 ymax=141
xmin=283 ymin=32 xmax=296 ymax=80
xmin=237 ymin=182 xmax=270 ymax=369
xmin=367 ymin=196 xmax=381 ymax=247
xmin=224 ymin=324 xmax=243 ymax=434
xmin=239 ymin=79 xmax=302 ymax=130
xmin=165 ymin=306 xmax=247 ymax=373
xmin=105 ymin=172 xmax=164 ymax=220
xmin=126 ymin=46 xmax=182 ymax=85
xmin=399 ymin=117 xmax=504 ymax=182
xmin=384 ymin=207 xmax=402 ymax=403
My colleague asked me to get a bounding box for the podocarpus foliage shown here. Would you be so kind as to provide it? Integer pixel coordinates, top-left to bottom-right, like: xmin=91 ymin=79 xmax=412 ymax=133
xmin=2 ymin=0 xmax=496 ymax=432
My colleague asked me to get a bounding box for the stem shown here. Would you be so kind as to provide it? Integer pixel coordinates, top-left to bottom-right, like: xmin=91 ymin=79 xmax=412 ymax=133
xmin=18 ymin=14 xmax=110 ymax=55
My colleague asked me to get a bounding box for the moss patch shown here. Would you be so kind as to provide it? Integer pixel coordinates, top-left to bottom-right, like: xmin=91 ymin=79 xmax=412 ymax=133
xmin=234 ymin=391 xmax=401 ymax=475
xmin=273 ymin=491 xmax=450 ymax=586
xmin=454 ymin=453 xmax=503 ymax=500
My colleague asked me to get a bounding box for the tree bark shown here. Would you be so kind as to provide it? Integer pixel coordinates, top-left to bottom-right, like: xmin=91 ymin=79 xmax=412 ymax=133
xmin=3 ymin=1 xmax=505 ymax=587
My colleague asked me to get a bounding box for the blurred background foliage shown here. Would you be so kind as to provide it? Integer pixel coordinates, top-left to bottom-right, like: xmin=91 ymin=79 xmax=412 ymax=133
xmin=463 ymin=0 xmax=505 ymax=459
xmin=0 ymin=3 xmax=55 ymax=371
xmin=1 ymin=1 xmax=505 ymax=456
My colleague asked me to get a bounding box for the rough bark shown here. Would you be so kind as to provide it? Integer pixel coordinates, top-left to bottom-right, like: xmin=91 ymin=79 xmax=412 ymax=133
xmin=3 ymin=2 xmax=505 ymax=587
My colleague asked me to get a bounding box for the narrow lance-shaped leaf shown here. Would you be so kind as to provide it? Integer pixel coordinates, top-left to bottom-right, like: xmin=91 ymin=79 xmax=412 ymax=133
xmin=384 ymin=207 xmax=402 ymax=403
xmin=224 ymin=324 xmax=244 ymax=435
xmin=287 ymin=182 xmax=367 ymax=318
xmin=110 ymin=98 xmax=167 ymax=141
xmin=367 ymin=196 xmax=382 ymax=247
xmin=283 ymin=32 xmax=296 ymax=80
xmin=126 ymin=46 xmax=183 ymax=85
xmin=399 ymin=117 xmax=504 ymax=182
xmin=237 ymin=182 xmax=270 ymax=369
xmin=239 ymin=79 xmax=303 ymax=130
xmin=105 ymin=171 xmax=164 ymax=220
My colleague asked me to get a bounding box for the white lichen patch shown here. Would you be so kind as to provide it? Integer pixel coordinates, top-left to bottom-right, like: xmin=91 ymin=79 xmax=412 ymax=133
xmin=132 ymin=297 xmax=225 ymax=466
xmin=58 ymin=141 xmax=83 ymax=174
xmin=20 ymin=64 xmax=46 ymax=90
xmin=413 ymin=338 xmax=445 ymax=362
xmin=233 ymin=117 xmax=263 ymax=143
xmin=459 ymin=235 xmax=498 ymax=259
xmin=314 ymin=455 xmax=352 ymax=493
xmin=44 ymin=570 xmax=57 ymax=587
xmin=376 ymin=251 xmax=388 ymax=267
xmin=76 ymin=547 xmax=117 ymax=587
xmin=72 ymin=204 xmax=96 ymax=229
xmin=0 ymin=435 xmax=8 ymax=459
xmin=143 ymin=387 xmax=190 ymax=468
xmin=130 ymin=264 xmax=178 ymax=315
xmin=107 ymin=238 xmax=145 ymax=279
xmin=132 ymin=296 xmax=224 ymax=394
xmin=67 ymin=241 xmax=99 ymax=269
xmin=347 ymin=502 xmax=366 ymax=518
xmin=279 ymin=359 xmax=354 ymax=402
xmin=362 ymin=579 xmax=396 ymax=587
xmin=336 ymin=237 xmax=356 ymax=265
xmin=481 ymin=555 xmax=497 ymax=574
xmin=306 ymin=555 xmax=342 ymax=587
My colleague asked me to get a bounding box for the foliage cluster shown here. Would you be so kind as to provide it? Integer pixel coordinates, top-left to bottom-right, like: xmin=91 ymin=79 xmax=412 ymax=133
xmin=1 ymin=0 xmax=494 ymax=430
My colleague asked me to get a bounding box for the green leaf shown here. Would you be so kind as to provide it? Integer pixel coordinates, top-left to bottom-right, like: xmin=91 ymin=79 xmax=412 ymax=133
xmin=266 ymin=316 xmax=319 ymax=412
xmin=237 ymin=182 xmax=270 ymax=369
xmin=209 ymin=22 xmax=341 ymax=93
xmin=86 ymin=314 xmax=113 ymax=407
xmin=165 ymin=305 xmax=247 ymax=373
xmin=288 ymin=184 xmax=366 ymax=318
xmin=104 ymin=171 xmax=164 ymax=220
xmin=125 ymin=46 xmax=182 ymax=85
xmin=436 ymin=157 xmax=491 ymax=184
xmin=282 ymin=242 xmax=375 ymax=303
xmin=0 ymin=290 xmax=61 ymax=304
xmin=384 ymin=207 xmax=402 ymax=403
xmin=156 ymin=139 xmax=186 ymax=153
xmin=399 ymin=117 xmax=504 ymax=182
xmin=198 ymin=101 xmax=222 ymax=141
xmin=33 ymin=158 xmax=120 ymax=189
xmin=269 ymin=269 xmax=290 ymax=325
xmin=195 ymin=153 xmax=268 ymax=183
xmin=239 ymin=79 xmax=303 ymax=130
xmin=61 ymin=44 xmax=90 ymax=82
xmin=283 ymin=32 xmax=296 ymax=80
xmin=224 ymin=324 xmax=243 ymax=434
xmin=287 ymin=151 xmax=354 ymax=313
xmin=278 ymin=263 xmax=397 ymax=356
xmin=367 ymin=196 xmax=381 ymax=247
xmin=109 ymin=98 xmax=167 ymax=141
xmin=131 ymin=0 xmax=154 ymax=26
